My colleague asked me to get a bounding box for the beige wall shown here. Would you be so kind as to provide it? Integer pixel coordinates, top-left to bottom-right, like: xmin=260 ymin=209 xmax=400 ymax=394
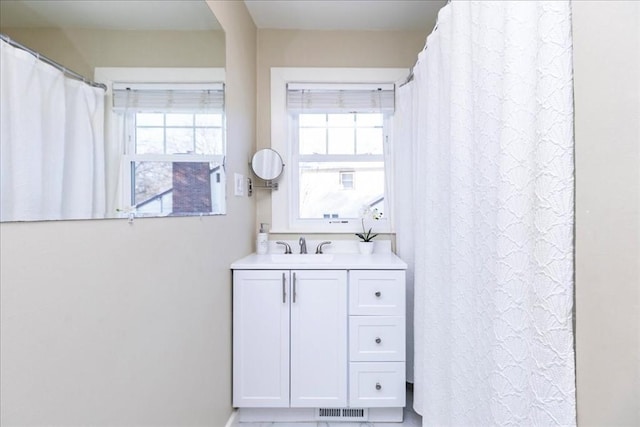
xmin=0 ymin=2 xmax=255 ymax=426
xmin=574 ymin=2 xmax=640 ymax=426
xmin=255 ymin=29 xmax=429 ymax=238
xmin=3 ymin=1 xmax=638 ymax=425
xmin=1 ymin=28 xmax=225 ymax=78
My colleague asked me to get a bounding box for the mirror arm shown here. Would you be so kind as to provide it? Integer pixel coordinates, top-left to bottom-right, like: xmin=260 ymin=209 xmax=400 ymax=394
xmin=246 ymin=177 xmax=279 ymax=197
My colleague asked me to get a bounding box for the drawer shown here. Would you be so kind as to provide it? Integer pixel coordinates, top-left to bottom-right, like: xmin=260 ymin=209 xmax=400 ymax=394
xmin=349 ymin=316 xmax=405 ymax=362
xmin=349 ymin=271 xmax=405 ymax=316
xmin=349 ymin=362 xmax=406 ymax=407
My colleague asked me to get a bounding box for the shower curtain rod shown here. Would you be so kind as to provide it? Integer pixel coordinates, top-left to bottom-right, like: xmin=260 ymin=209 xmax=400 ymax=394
xmin=0 ymin=34 xmax=107 ymax=91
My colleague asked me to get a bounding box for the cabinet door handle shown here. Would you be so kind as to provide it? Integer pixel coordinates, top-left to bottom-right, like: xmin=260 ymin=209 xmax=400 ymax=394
xmin=282 ymin=272 xmax=286 ymax=303
xmin=293 ymin=272 xmax=297 ymax=303
xmin=376 ymin=382 xmax=382 ymax=391
xmin=375 ymin=337 xmax=382 ymax=344
xmin=375 ymin=291 xmax=381 ymax=297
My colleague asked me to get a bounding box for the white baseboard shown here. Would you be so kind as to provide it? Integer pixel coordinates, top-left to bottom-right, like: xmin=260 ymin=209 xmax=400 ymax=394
xmin=224 ymin=409 xmax=238 ymax=427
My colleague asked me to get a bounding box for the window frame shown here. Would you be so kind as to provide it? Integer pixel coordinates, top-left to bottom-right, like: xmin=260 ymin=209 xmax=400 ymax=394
xmin=94 ymin=67 xmax=225 ymax=216
xmin=270 ymin=67 xmax=407 ymax=233
xmin=124 ymin=110 xmax=225 ymax=216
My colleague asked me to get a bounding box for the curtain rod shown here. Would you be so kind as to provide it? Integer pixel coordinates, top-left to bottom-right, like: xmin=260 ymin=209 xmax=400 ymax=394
xmin=0 ymin=34 xmax=107 ymax=91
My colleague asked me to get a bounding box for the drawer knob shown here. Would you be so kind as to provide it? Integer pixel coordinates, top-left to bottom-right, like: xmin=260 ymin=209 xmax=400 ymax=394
xmin=375 ymin=337 xmax=382 ymax=344
xmin=376 ymin=382 xmax=382 ymax=391
xmin=375 ymin=291 xmax=381 ymax=297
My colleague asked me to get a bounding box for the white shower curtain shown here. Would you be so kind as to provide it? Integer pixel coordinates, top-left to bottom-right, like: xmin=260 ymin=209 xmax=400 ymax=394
xmin=396 ymin=1 xmax=576 ymax=425
xmin=0 ymin=39 xmax=105 ymax=221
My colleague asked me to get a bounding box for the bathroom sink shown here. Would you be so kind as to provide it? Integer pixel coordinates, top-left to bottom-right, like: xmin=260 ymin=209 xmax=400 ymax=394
xmin=270 ymin=254 xmax=334 ymax=264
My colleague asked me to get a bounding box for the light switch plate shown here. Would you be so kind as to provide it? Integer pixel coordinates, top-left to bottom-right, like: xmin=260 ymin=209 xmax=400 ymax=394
xmin=234 ymin=173 xmax=245 ymax=196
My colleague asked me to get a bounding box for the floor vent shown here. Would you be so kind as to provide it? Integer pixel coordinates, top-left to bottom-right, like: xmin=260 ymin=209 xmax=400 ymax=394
xmin=316 ymin=407 xmax=368 ymax=421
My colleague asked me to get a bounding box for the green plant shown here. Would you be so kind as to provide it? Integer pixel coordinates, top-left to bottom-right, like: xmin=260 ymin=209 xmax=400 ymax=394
xmin=355 ymin=207 xmax=383 ymax=242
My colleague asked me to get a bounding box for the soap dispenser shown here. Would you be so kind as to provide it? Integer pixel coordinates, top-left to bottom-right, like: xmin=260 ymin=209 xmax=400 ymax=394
xmin=256 ymin=223 xmax=269 ymax=255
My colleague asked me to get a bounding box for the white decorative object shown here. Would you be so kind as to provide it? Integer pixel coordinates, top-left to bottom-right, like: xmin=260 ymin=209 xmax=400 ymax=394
xmin=358 ymin=241 xmax=374 ymax=255
xmin=256 ymin=223 xmax=269 ymax=254
xmin=396 ymin=1 xmax=576 ymax=425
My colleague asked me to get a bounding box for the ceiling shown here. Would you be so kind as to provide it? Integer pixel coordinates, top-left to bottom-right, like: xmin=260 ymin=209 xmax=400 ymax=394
xmin=244 ymin=0 xmax=447 ymax=31
xmin=0 ymin=0 xmax=220 ymax=31
xmin=1 ymin=0 xmax=447 ymax=33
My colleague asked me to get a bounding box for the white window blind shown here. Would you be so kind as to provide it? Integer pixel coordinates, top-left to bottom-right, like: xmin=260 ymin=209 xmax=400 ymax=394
xmin=287 ymin=83 xmax=394 ymax=113
xmin=112 ymin=82 xmax=224 ymax=112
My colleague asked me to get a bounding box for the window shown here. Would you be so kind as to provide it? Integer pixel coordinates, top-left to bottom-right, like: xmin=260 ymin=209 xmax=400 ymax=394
xmin=113 ymin=82 xmax=225 ymax=216
xmin=340 ymin=171 xmax=354 ymax=190
xmin=294 ymin=111 xmax=387 ymax=219
xmin=270 ymin=68 xmax=407 ymax=233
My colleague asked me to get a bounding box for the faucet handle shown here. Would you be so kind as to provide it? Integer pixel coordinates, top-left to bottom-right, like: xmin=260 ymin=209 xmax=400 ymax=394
xmin=315 ymin=241 xmax=332 ymax=254
xmin=275 ymin=241 xmax=292 ymax=254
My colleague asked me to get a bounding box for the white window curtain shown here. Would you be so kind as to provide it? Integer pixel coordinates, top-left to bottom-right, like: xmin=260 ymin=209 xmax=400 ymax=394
xmin=395 ymin=1 xmax=576 ymax=425
xmin=0 ymin=39 xmax=105 ymax=221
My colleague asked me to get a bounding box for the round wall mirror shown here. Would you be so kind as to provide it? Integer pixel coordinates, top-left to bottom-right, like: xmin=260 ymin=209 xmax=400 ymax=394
xmin=251 ymin=148 xmax=284 ymax=181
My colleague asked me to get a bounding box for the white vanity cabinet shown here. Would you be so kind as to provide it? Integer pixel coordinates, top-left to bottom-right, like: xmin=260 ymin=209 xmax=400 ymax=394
xmin=233 ymin=269 xmax=347 ymax=408
xmin=231 ymin=252 xmax=407 ymax=423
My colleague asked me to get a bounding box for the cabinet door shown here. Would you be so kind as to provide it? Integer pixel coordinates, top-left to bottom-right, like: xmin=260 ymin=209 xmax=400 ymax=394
xmin=290 ymin=270 xmax=347 ymax=408
xmin=233 ymin=270 xmax=290 ymax=407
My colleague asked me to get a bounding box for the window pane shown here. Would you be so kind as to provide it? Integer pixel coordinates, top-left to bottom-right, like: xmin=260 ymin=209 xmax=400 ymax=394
xmin=136 ymin=128 xmax=164 ymax=154
xmin=166 ymin=128 xmax=194 ymax=154
xmin=195 ymin=113 xmax=221 ymax=126
xmin=133 ymin=161 xmax=173 ymax=206
xmin=132 ymin=160 xmax=224 ymax=215
xmin=299 ymin=114 xmax=326 ymax=127
xmin=136 ymin=113 xmax=164 ymax=126
xmin=356 ymin=113 xmax=383 ymax=127
xmin=298 ymin=161 xmax=384 ymax=219
xmin=356 ymin=128 xmax=383 ymax=154
xmin=328 ymin=128 xmax=354 ymax=154
xmin=196 ymin=128 xmax=223 ymax=155
xmin=300 ymin=128 xmax=326 ymax=154
xmin=327 ymin=114 xmax=354 ymax=127
xmin=166 ymin=113 xmax=194 ymax=126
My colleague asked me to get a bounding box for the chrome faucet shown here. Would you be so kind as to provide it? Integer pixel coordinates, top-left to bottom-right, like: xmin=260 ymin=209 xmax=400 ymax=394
xmin=316 ymin=241 xmax=332 ymax=254
xmin=276 ymin=241 xmax=292 ymax=254
xmin=299 ymin=237 xmax=307 ymax=254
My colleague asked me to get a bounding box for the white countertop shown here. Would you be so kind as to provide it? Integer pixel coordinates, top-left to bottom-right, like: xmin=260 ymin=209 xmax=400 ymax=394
xmin=231 ymin=252 xmax=407 ymax=270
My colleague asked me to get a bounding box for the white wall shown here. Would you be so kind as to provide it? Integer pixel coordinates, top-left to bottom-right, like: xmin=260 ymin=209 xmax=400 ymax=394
xmin=0 ymin=1 xmax=256 ymax=425
xmin=573 ymin=2 xmax=640 ymax=426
